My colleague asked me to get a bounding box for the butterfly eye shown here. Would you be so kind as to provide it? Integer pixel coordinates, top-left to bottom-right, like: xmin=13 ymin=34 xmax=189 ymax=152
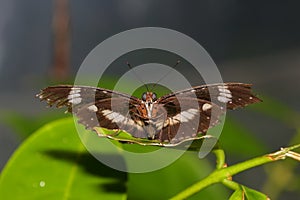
xmin=152 ymin=93 xmax=157 ymax=101
xmin=142 ymin=92 xmax=147 ymax=101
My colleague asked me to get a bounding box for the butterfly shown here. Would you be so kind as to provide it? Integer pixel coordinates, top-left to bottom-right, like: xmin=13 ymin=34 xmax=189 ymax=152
xmin=37 ymin=83 xmax=261 ymax=145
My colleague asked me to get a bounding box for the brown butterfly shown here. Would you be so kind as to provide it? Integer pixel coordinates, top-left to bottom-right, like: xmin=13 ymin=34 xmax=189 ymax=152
xmin=37 ymin=83 xmax=261 ymax=144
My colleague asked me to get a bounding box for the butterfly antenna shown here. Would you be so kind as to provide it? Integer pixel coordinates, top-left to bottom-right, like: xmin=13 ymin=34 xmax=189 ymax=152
xmin=127 ymin=62 xmax=149 ymax=92
xmin=150 ymin=60 xmax=181 ymax=91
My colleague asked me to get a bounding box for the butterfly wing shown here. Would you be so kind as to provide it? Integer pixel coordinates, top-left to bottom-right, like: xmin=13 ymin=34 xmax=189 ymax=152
xmin=156 ymin=83 xmax=261 ymax=143
xmin=37 ymin=85 xmax=148 ymax=138
xmin=159 ymin=83 xmax=261 ymax=109
xmin=156 ymin=96 xmax=224 ymax=143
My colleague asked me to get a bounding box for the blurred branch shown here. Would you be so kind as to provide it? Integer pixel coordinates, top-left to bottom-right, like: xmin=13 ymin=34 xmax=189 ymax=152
xmin=51 ymin=0 xmax=70 ymax=81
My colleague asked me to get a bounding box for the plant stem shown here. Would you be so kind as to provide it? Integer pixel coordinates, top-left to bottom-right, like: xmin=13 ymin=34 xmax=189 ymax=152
xmin=171 ymin=144 xmax=300 ymax=200
xmin=213 ymin=148 xmax=225 ymax=169
xmin=221 ymin=179 xmax=240 ymax=191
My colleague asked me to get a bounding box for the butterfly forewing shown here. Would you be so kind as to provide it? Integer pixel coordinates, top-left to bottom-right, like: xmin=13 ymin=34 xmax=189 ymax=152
xmin=158 ymin=83 xmax=261 ymax=110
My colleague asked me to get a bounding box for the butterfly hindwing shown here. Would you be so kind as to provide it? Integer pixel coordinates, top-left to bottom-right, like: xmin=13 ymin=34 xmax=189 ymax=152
xmin=157 ymin=96 xmax=224 ymax=143
xmin=76 ymin=99 xmax=149 ymax=139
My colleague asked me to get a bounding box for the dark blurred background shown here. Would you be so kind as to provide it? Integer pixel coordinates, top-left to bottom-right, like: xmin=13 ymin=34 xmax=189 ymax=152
xmin=0 ymin=1 xmax=299 ymax=199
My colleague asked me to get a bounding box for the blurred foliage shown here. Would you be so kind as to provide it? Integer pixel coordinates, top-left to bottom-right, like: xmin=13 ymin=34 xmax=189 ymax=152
xmin=252 ymin=95 xmax=300 ymax=128
xmin=219 ymin=117 xmax=267 ymax=158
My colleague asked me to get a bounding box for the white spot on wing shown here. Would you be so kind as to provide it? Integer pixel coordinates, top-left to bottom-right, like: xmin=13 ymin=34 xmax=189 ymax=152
xmin=219 ymin=92 xmax=232 ymax=98
xmin=113 ymin=114 xmax=125 ymax=123
xmin=102 ymin=109 xmax=141 ymax=129
xmin=104 ymin=111 xmax=125 ymax=123
xmin=68 ymin=91 xmax=82 ymax=105
xmin=68 ymin=93 xmax=81 ymax=99
xmin=70 ymin=88 xmax=81 ymax=94
xmin=202 ymin=103 xmax=212 ymax=111
xmin=218 ymin=85 xmax=231 ymax=94
xmin=217 ymin=96 xmax=230 ymax=103
xmin=102 ymin=109 xmax=112 ymax=116
xmin=69 ymin=97 xmax=82 ymax=104
xmin=173 ymin=108 xmax=198 ymax=122
xmin=217 ymin=85 xmax=232 ymax=103
xmin=88 ymin=105 xmax=98 ymax=112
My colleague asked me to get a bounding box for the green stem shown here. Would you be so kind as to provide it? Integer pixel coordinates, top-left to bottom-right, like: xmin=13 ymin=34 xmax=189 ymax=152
xmin=222 ymin=179 xmax=240 ymax=191
xmin=213 ymin=148 xmax=225 ymax=169
xmin=171 ymin=144 xmax=300 ymax=200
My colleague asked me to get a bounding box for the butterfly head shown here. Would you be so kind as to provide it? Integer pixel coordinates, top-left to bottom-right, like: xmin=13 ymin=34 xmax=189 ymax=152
xmin=140 ymin=92 xmax=158 ymax=119
xmin=141 ymin=92 xmax=157 ymax=102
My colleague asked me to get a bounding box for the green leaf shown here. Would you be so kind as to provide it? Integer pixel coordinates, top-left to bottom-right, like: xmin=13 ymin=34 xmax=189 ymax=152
xmin=0 ymin=118 xmax=127 ymax=200
xmin=0 ymin=110 xmax=66 ymax=139
xmin=229 ymin=186 xmax=269 ymax=200
xmin=242 ymin=186 xmax=269 ymax=200
xmin=229 ymin=188 xmax=244 ymax=200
